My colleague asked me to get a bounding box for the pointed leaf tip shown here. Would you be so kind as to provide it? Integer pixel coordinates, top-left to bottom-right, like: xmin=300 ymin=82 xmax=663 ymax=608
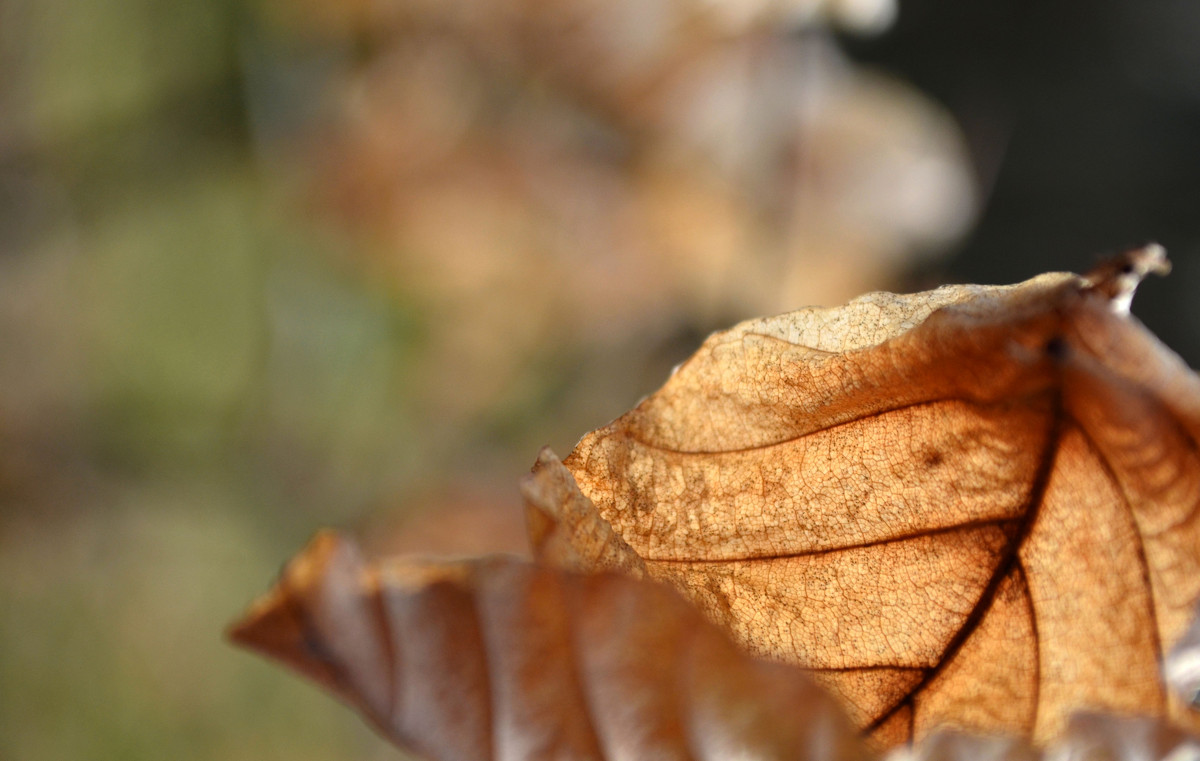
xmin=1084 ymin=243 xmax=1171 ymax=314
xmin=522 ymin=449 xmax=647 ymax=578
xmin=227 ymin=529 xmax=353 ymax=654
xmin=227 ymin=531 xmax=370 ymax=706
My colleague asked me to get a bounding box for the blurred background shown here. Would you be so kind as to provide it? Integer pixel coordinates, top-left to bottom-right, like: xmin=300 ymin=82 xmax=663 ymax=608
xmin=2 ymin=0 xmax=1199 ymax=758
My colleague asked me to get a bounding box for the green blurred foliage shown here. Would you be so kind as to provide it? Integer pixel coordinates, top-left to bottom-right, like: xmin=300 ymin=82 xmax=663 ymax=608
xmin=0 ymin=1 xmax=411 ymax=758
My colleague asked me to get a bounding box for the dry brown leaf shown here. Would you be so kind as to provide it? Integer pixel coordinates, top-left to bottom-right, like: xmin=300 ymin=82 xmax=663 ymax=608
xmin=229 ymin=530 xmax=871 ymax=761
xmin=525 ymin=246 xmax=1200 ymax=746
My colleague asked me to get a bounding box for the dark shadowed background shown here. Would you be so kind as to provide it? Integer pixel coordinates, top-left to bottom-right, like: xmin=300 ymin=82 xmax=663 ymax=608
xmin=2 ymin=1 xmax=1197 ymax=758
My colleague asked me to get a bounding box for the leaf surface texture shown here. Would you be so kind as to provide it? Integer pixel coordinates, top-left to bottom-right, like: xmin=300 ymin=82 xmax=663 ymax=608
xmin=230 ymin=531 xmax=869 ymax=761
xmin=527 ymin=249 xmax=1200 ymax=745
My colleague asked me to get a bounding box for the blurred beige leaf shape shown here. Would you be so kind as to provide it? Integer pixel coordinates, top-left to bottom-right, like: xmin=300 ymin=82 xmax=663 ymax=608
xmin=525 ymin=246 xmax=1200 ymax=747
xmin=1041 ymin=713 xmax=1200 ymax=761
xmin=229 ymin=531 xmax=870 ymax=761
xmin=889 ymin=713 xmax=1200 ymax=761
xmin=288 ymin=0 xmax=974 ymax=419
xmin=1167 ymin=602 xmax=1200 ymax=711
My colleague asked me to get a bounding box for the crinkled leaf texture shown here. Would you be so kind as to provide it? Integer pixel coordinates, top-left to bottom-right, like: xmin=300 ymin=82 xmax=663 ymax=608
xmin=229 ymin=531 xmax=869 ymax=761
xmin=525 ymin=247 xmax=1200 ymax=747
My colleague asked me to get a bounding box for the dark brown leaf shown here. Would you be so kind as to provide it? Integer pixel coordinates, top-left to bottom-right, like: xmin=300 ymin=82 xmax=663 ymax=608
xmin=229 ymin=530 xmax=870 ymax=761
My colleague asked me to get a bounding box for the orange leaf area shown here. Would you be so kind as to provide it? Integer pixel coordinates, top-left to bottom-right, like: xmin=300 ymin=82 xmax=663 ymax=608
xmin=526 ymin=246 xmax=1200 ymax=746
xmin=229 ymin=531 xmax=869 ymax=761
